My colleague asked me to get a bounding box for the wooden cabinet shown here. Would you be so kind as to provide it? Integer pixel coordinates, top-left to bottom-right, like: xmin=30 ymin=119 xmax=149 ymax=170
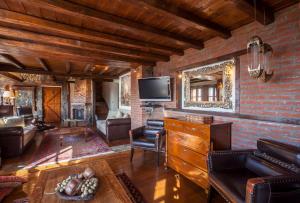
xmin=164 ymin=117 xmax=232 ymax=190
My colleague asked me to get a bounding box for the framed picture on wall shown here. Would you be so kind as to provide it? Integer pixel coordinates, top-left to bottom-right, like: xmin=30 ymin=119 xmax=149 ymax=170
xmin=119 ymin=72 xmax=131 ymax=110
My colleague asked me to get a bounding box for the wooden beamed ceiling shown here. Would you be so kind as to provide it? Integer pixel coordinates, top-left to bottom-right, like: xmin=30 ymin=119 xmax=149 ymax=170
xmin=0 ymin=0 xmax=297 ymax=79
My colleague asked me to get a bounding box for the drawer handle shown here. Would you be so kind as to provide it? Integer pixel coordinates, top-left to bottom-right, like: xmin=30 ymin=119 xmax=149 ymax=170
xmin=183 ymin=148 xmax=187 ymax=152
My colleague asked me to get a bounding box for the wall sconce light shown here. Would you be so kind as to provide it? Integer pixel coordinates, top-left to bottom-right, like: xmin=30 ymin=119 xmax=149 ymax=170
xmin=177 ymin=71 xmax=182 ymax=79
xmin=247 ymin=36 xmax=273 ymax=82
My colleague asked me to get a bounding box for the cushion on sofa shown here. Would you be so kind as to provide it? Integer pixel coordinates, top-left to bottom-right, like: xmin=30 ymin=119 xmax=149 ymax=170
xmin=23 ymin=125 xmax=36 ymax=146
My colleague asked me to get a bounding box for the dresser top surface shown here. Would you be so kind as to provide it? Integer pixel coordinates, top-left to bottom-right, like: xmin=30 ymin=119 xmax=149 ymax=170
xmin=164 ymin=117 xmax=232 ymax=126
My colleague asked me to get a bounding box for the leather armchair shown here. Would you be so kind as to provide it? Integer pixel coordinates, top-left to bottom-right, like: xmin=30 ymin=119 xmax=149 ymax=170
xmin=129 ymin=119 xmax=166 ymax=166
xmin=207 ymin=139 xmax=300 ymax=203
xmin=105 ymin=118 xmax=131 ymax=143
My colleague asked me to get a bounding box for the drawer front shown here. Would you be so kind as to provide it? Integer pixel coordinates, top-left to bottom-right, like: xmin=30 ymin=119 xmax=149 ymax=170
xmin=168 ymin=131 xmax=210 ymax=154
xmin=165 ymin=119 xmax=184 ymax=132
xmin=167 ymin=140 xmax=207 ymax=172
xmin=168 ymin=155 xmax=208 ymax=189
xmin=165 ymin=119 xmax=210 ymax=138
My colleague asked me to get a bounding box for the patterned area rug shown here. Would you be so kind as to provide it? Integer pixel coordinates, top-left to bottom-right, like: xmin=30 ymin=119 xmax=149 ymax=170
xmin=116 ymin=173 xmax=146 ymax=203
xmin=25 ymin=128 xmax=129 ymax=169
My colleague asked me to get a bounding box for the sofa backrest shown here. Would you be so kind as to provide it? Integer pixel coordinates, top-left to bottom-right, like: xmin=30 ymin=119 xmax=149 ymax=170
xmin=0 ymin=116 xmax=25 ymax=128
xmin=257 ymin=139 xmax=300 ymax=167
xmin=16 ymin=106 xmax=33 ymax=116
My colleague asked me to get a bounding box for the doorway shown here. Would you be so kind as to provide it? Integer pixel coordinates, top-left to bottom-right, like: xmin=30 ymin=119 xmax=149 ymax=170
xmin=43 ymin=86 xmax=61 ymax=123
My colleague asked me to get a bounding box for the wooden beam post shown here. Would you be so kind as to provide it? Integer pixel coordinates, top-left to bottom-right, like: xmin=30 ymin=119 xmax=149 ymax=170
xmin=0 ymin=54 xmax=26 ymax=69
xmin=0 ymin=72 xmax=24 ymax=82
xmin=229 ymin=0 xmax=274 ymax=25
xmin=124 ymin=0 xmax=231 ymax=39
xmin=21 ymin=0 xmax=204 ymax=49
xmin=0 ymin=26 xmax=170 ymax=61
xmin=0 ymin=9 xmax=183 ymax=56
xmin=0 ymin=63 xmax=112 ymax=79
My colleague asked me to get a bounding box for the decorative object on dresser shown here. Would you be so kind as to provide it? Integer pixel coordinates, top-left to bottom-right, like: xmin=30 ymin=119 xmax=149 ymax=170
xmin=207 ymin=139 xmax=300 ymax=203
xmin=164 ymin=117 xmax=232 ymax=190
xmin=130 ymin=119 xmax=166 ymax=166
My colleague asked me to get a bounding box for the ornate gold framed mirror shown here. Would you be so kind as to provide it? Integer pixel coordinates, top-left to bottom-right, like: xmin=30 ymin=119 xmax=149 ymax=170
xmin=182 ymin=59 xmax=236 ymax=112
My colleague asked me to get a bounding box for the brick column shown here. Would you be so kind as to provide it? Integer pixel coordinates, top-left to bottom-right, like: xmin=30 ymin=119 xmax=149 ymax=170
xmin=130 ymin=65 xmax=153 ymax=129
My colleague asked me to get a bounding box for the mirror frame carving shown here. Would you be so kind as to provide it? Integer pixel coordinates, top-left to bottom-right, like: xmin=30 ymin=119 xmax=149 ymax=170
xmin=182 ymin=59 xmax=236 ymax=112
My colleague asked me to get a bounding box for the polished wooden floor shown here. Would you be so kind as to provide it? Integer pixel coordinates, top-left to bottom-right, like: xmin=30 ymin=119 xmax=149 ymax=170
xmin=1 ymin=130 xmax=225 ymax=203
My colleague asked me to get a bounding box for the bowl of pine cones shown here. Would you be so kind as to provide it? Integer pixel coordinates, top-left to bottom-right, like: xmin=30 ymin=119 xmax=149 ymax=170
xmin=55 ymin=168 xmax=99 ymax=201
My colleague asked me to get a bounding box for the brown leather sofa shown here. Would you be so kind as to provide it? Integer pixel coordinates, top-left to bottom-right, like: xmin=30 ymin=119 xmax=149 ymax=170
xmin=96 ymin=117 xmax=131 ymax=144
xmin=207 ymin=139 xmax=300 ymax=203
xmin=0 ymin=107 xmax=37 ymax=158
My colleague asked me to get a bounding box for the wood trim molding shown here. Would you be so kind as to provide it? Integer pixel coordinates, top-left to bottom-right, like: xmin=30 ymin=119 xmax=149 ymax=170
xmin=176 ymin=49 xmax=247 ymax=72
xmin=165 ymin=108 xmax=300 ymax=126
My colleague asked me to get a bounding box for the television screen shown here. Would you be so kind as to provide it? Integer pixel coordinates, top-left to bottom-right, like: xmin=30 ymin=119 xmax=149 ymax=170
xmin=138 ymin=77 xmax=171 ymax=101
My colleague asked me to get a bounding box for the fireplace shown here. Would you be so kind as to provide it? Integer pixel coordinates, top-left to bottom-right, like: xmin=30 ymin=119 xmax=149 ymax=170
xmin=71 ymin=104 xmax=85 ymax=120
xmin=73 ymin=108 xmax=84 ymax=120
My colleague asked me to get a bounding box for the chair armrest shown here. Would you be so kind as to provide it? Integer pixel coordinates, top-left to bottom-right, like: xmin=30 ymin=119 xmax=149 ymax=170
xmin=106 ymin=118 xmax=131 ymax=126
xmin=208 ymin=149 xmax=255 ymax=172
xmin=246 ymin=175 xmax=300 ymax=203
xmin=0 ymin=127 xmax=23 ymax=137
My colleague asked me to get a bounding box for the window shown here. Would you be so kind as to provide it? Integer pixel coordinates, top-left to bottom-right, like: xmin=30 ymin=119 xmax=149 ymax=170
xmin=191 ymin=89 xmax=197 ymax=102
xmin=208 ymin=87 xmax=216 ymax=102
xmin=197 ymin=88 xmax=202 ymax=101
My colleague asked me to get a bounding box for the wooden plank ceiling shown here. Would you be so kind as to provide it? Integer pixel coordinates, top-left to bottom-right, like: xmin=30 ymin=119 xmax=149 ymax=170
xmin=0 ymin=0 xmax=297 ymax=80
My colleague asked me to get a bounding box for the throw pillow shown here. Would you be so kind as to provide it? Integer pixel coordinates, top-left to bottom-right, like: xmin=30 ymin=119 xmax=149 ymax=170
xmin=123 ymin=113 xmax=130 ymax=118
xmin=116 ymin=111 xmax=123 ymax=118
xmin=0 ymin=187 xmax=14 ymax=202
xmin=0 ymin=176 xmax=27 ymax=188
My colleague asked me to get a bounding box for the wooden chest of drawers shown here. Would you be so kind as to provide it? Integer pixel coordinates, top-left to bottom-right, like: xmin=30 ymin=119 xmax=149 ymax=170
xmin=164 ymin=117 xmax=232 ymax=190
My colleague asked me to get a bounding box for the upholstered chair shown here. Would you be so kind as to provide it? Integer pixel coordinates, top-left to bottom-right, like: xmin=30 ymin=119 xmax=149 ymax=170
xmin=129 ymin=119 xmax=166 ymax=166
xmin=207 ymin=139 xmax=300 ymax=203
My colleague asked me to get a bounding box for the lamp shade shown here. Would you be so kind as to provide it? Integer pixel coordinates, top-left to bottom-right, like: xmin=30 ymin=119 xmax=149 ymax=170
xmin=3 ymin=90 xmax=15 ymax=98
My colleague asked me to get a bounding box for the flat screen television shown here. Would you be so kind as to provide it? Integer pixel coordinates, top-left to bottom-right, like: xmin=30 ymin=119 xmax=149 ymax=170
xmin=138 ymin=76 xmax=171 ymax=101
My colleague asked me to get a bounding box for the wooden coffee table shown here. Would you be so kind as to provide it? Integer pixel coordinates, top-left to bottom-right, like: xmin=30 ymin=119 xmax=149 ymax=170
xmin=30 ymin=160 xmax=132 ymax=202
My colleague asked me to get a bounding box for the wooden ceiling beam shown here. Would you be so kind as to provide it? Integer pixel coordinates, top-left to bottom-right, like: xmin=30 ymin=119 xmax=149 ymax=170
xmin=21 ymin=0 xmax=204 ymax=49
xmin=0 ymin=9 xmax=183 ymax=56
xmin=0 ymin=63 xmax=112 ymax=79
xmin=98 ymin=66 xmax=109 ymax=75
xmin=0 ymin=72 xmax=24 ymax=82
xmin=0 ymin=53 xmax=26 ymax=69
xmin=36 ymin=58 xmax=50 ymax=71
xmin=125 ymin=0 xmax=231 ymax=39
xmin=0 ymin=26 xmax=169 ymax=62
xmin=229 ymin=0 xmax=274 ymax=25
xmin=84 ymin=64 xmax=95 ymax=74
xmin=0 ymin=38 xmax=156 ymax=66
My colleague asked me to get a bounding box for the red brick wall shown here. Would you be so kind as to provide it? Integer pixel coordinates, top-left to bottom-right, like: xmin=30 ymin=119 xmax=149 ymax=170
xmin=130 ymin=3 xmax=300 ymax=149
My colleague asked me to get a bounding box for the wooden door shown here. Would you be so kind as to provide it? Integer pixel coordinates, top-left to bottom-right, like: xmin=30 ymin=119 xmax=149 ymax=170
xmin=43 ymin=87 xmax=61 ymax=123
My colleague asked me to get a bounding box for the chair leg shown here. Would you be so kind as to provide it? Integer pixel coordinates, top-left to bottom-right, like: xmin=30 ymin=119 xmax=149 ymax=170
xmin=207 ymin=185 xmax=214 ymax=203
xmin=156 ymin=151 xmax=160 ymax=166
xmin=130 ymin=148 xmax=134 ymax=162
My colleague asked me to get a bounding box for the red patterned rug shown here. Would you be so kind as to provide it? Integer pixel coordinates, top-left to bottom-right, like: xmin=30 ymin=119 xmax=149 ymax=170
xmin=26 ymin=128 xmax=113 ymax=168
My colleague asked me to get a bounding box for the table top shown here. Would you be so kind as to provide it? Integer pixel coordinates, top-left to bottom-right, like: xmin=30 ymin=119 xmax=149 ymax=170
xmin=31 ymin=160 xmax=132 ymax=203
